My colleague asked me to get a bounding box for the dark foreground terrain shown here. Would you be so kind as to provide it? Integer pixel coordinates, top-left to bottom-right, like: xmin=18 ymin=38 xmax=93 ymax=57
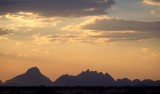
xmin=0 ymin=86 xmax=160 ymax=94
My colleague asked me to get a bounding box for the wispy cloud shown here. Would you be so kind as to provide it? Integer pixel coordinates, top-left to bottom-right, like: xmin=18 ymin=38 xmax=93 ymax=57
xmin=32 ymin=32 xmax=115 ymax=44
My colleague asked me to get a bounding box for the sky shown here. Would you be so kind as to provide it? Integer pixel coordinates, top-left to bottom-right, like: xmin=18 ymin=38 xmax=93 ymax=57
xmin=0 ymin=0 xmax=160 ymax=82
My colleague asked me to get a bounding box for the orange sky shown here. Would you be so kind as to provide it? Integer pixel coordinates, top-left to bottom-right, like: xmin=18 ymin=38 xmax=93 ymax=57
xmin=0 ymin=0 xmax=160 ymax=82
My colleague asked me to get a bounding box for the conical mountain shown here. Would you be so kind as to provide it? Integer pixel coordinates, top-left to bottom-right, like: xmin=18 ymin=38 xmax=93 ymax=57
xmin=4 ymin=67 xmax=53 ymax=86
xmin=53 ymin=69 xmax=115 ymax=86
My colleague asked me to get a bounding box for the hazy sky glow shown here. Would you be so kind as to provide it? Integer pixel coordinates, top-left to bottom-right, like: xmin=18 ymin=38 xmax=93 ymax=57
xmin=0 ymin=0 xmax=160 ymax=82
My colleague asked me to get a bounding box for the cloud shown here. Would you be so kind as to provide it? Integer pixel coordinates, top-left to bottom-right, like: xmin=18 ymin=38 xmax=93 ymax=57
xmin=151 ymin=9 xmax=160 ymax=17
xmin=61 ymin=16 xmax=109 ymax=33
xmin=90 ymin=32 xmax=155 ymax=42
xmin=0 ymin=36 xmax=8 ymax=40
xmin=80 ymin=17 xmax=160 ymax=41
xmin=60 ymin=16 xmax=160 ymax=42
xmin=32 ymin=33 xmax=112 ymax=44
xmin=144 ymin=0 xmax=160 ymax=5
xmin=33 ymin=32 xmax=149 ymax=44
xmin=16 ymin=42 xmax=24 ymax=46
xmin=0 ymin=12 xmax=59 ymax=31
xmin=0 ymin=29 xmax=9 ymax=40
xmin=0 ymin=28 xmax=9 ymax=40
xmin=0 ymin=28 xmax=9 ymax=36
xmin=0 ymin=0 xmax=115 ymax=17
xmin=32 ymin=33 xmax=53 ymax=44
xmin=82 ymin=18 xmax=160 ymax=32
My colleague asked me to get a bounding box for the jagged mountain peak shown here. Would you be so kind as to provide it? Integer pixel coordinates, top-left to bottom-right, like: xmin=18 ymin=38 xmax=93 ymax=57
xmin=79 ymin=70 xmax=98 ymax=75
xmin=79 ymin=70 xmax=113 ymax=79
xmin=80 ymin=69 xmax=104 ymax=75
xmin=54 ymin=70 xmax=115 ymax=86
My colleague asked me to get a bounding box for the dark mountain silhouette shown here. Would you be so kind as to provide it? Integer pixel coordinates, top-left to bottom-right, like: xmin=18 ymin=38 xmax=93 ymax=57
xmin=53 ymin=69 xmax=115 ymax=86
xmin=132 ymin=79 xmax=142 ymax=86
xmin=1 ymin=67 xmax=160 ymax=86
xmin=116 ymin=78 xmax=132 ymax=86
xmin=0 ymin=80 xmax=2 ymax=86
xmin=115 ymin=78 xmax=160 ymax=86
xmin=4 ymin=67 xmax=53 ymax=86
xmin=141 ymin=79 xmax=160 ymax=86
xmin=54 ymin=70 xmax=160 ymax=86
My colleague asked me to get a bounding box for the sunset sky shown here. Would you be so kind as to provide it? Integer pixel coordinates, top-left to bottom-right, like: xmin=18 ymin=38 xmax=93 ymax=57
xmin=0 ymin=0 xmax=160 ymax=82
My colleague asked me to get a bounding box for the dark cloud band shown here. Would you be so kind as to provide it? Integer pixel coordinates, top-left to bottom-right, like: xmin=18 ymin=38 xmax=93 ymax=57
xmin=82 ymin=18 xmax=160 ymax=41
xmin=82 ymin=18 xmax=160 ymax=32
xmin=0 ymin=0 xmax=115 ymax=17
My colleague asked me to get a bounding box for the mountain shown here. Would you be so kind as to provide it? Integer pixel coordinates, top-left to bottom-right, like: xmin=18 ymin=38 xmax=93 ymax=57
xmin=132 ymin=79 xmax=142 ymax=86
xmin=53 ymin=69 xmax=115 ymax=86
xmin=141 ymin=79 xmax=160 ymax=86
xmin=54 ymin=70 xmax=160 ymax=86
xmin=115 ymin=78 xmax=160 ymax=86
xmin=4 ymin=67 xmax=53 ymax=86
xmin=116 ymin=78 xmax=132 ymax=86
xmin=2 ymin=68 xmax=160 ymax=86
xmin=0 ymin=80 xmax=2 ymax=86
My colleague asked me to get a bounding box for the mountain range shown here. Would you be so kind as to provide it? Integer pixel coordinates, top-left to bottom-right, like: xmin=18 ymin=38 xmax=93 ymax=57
xmin=53 ymin=69 xmax=115 ymax=86
xmin=1 ymin=67 xmax=160 ymax=86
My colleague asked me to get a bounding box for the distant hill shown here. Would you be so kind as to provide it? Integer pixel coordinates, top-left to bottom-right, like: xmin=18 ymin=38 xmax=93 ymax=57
xmin=53 ymin=69 xmax=115 ymax=86
xmin=4 ymin=67 xmax=53 ymax=86
xmin=115 ymin=78 xmax=160 ymax=86
xmin=140 ymin=79 xmax=160 ymax=86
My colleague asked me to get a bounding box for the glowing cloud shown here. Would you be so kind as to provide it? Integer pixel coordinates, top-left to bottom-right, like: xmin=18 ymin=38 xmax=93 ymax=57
xmin=0 ymin=12 xmax=59 ymax=32
xmin=144 ymin=0 xmax=160 ymax=5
